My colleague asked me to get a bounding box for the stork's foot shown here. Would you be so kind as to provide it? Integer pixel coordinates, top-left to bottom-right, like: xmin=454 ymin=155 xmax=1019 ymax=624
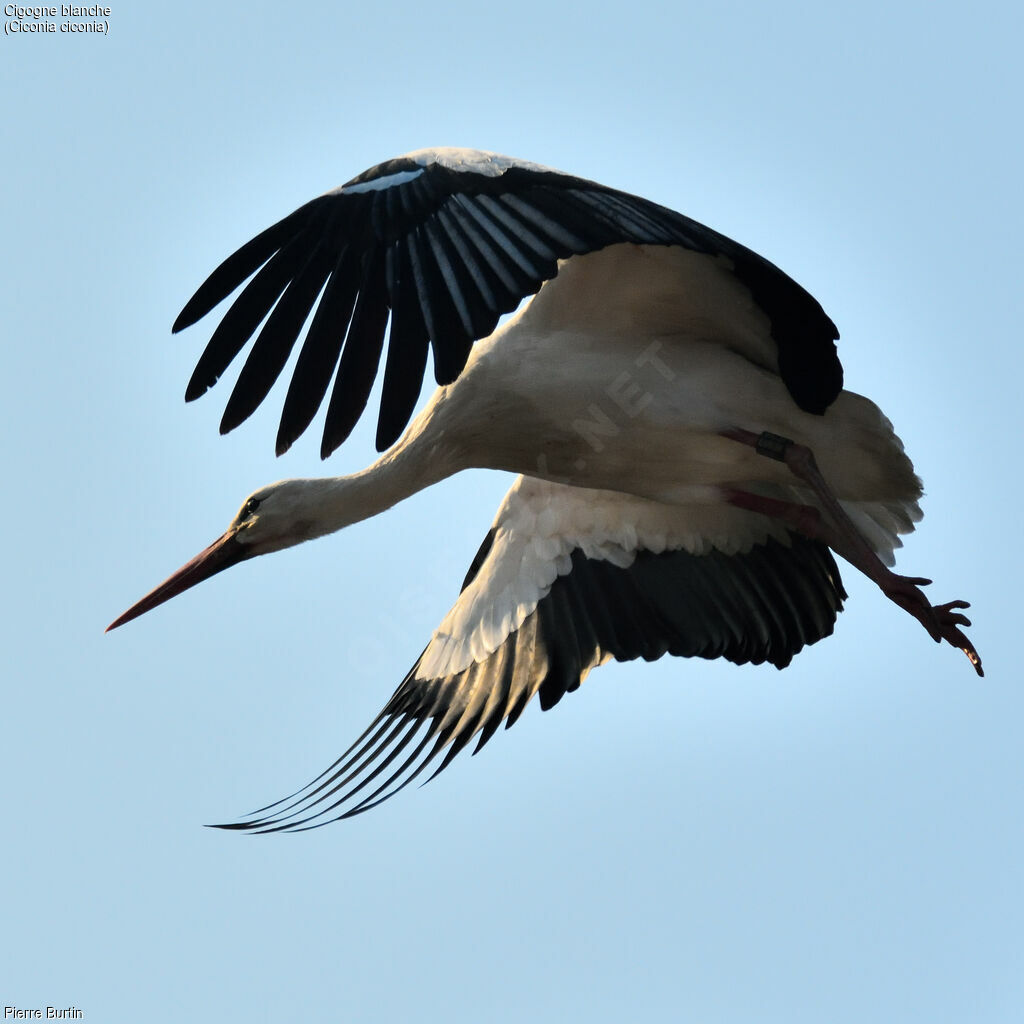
xmin=878 ymin=572 xmax=936 ymax=628
xmin=881 ymin=574 xmax=983 ymax=676
xmin=933 ymin=600 xmax=984 ymax=677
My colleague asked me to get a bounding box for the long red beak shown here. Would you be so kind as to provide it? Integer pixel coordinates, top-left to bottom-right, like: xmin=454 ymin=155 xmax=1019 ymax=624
xmin=106 ymin=530 xmax=251 ymax=632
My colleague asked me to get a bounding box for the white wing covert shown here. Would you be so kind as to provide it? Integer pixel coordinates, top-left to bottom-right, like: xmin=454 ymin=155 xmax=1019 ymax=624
xmin=223 ymin=477 xmax=846 ymax=832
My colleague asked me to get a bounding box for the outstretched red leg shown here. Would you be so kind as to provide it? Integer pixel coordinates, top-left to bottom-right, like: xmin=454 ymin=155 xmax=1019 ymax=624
xmin=722 ymin=429 xmax=983 ymax=676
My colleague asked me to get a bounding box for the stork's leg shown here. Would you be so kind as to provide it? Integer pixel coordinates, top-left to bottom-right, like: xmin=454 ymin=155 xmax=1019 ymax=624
xmin=722 ymin=429 xmax=983 ymax=676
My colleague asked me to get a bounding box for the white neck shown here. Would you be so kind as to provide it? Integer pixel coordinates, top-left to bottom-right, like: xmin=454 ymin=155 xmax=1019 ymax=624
xmin=266 ymin=395 xmax=470 ymax=548
xmin=313 ymin=446 xmax=457 ymax=536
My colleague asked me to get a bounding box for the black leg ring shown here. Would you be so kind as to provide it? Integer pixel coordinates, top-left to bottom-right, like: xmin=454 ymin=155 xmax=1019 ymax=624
xmin=755 ymin=431 xmax=795 ymax=461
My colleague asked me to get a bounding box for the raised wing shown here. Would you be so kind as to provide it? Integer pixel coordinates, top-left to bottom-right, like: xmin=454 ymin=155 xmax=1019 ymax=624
xmin=174 ymin=147 xmax=841 ymax=458
xmin=217 ymin=476 xmax=846 ymax=832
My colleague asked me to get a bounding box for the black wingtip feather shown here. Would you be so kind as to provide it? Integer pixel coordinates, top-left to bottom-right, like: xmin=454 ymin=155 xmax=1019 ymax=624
xmin=172 ymin=199 xmax=323 ymax=335
xmin=276 ymin=248 xmax=362 ymax=457
xmin=375 ymin=245 xmax=430 ymax=451
xmin=184 ymin=373 xmax=208 ymax=403
xmin=218 ymin=242 xmax=337 ymax=437
xmin=320 ymin=250 xmax=389 ymax=458
xmin=184 ymin=228 xmax=319 ymax=410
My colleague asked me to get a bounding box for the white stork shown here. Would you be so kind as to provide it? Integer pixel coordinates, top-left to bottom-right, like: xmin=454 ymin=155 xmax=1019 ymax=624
xmin=107 ymin=147 xmax=981 ymax=831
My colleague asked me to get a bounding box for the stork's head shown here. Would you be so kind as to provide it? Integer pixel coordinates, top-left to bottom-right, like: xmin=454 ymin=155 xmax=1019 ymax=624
xmin=106 ymin=479 xmax=331 ymax=631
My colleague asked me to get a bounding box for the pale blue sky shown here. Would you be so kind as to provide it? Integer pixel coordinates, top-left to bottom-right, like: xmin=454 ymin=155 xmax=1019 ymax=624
xmin=3 ymin=2 xmax=1022 ymax=1021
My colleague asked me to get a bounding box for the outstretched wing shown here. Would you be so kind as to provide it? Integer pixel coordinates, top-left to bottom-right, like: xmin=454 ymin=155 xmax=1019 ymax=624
xmin=217 ymin=477 xmax=846 ymax=832
xmin=175 ymin=147 xmax=841 ymax=458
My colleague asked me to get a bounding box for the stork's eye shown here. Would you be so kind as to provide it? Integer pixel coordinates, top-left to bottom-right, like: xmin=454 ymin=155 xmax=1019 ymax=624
xmin=244 ymin=498 xmax=261 ymax=516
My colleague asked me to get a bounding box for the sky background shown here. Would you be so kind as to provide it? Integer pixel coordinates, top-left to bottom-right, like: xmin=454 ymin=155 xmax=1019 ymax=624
xmin=3 ymin=1 xmax=1022 ymax=1020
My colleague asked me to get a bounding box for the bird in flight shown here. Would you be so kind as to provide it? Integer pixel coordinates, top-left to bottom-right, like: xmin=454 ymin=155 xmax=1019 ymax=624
xmin=108 ymin=147 xmax=981 ymax=831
